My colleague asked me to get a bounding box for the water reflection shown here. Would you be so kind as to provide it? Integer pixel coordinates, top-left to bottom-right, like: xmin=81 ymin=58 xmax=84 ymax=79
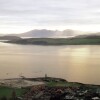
xmin=57 ymin=46 xmax=100 ymax=85
xmin=0 ymin=43 xmax=100 ymax=85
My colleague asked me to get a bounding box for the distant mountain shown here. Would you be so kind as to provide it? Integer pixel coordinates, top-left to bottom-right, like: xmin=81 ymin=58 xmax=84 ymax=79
xmin=0 ymin=36 xmax=21 ymax=40
xmin=1 ymin=29 xmax=100 ymax=38
xmin=0 ymin=29 xmax=86 ymax=38
xmin=18 ymin=29 xmax=56 ymax=38
xmin=13 ymin=29 xmax=82 ymax=38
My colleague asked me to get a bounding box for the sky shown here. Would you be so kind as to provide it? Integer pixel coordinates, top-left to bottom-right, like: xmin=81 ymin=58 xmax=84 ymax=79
xmin=0 ymin=0 xmax=100 ymax=34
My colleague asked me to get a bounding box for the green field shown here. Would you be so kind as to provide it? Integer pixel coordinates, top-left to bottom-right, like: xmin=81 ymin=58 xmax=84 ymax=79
xmin=0 ymin=86 xmax=27 ymax=99
xmin=8 ymin=37 xmax=100 ymax=45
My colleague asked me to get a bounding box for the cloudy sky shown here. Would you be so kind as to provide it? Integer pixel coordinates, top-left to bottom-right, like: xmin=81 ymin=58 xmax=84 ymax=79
xmin=0 ymin=0 xmax=100 ymax=34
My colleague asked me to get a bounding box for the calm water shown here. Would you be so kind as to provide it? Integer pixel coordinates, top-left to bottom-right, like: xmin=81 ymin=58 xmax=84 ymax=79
xmin=0 ymin=42 xmax=100 ymax=85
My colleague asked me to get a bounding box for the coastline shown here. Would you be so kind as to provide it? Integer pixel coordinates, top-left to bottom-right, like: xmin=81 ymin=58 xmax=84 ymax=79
xmin=0 ymin=77 xmax=100 ymax=99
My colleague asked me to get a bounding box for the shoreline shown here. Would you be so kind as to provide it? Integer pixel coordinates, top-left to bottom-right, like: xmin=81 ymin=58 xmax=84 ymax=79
xmin=0 ymin=77 xmax=100 ymax=87
xmin=0 ymin=77 xmax=100 ymax=99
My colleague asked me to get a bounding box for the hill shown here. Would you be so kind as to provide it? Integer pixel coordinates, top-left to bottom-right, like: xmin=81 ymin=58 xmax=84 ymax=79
xmin=8 ymin=29 xmax=82 ymax=38
xmin=0 ymin=36 xmax=21 ymax=40
xmin=6 ymin=35 xmax=100 ymax=45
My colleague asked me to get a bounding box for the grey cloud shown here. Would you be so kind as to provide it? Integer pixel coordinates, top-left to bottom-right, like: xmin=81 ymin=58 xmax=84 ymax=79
xmin=0 ymin=0 xmax=100 ymax=33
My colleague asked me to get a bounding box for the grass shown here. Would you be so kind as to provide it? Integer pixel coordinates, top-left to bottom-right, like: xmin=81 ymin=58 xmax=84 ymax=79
xmin=8 ymin=38 xmax=100 ymax=45
xmin=0 ymin=86 xmax=27 ymax=99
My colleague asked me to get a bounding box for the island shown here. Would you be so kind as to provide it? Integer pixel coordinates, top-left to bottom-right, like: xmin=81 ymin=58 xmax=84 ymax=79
xmin=6 ymin=35 xmax=100 ymax=45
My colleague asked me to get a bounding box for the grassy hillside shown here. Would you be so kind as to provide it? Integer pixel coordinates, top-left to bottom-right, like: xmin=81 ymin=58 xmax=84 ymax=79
xmin=0 ymin=86 xmax=27 ymax=99
xmin=7 ymin=36 xmax=100 ymax=45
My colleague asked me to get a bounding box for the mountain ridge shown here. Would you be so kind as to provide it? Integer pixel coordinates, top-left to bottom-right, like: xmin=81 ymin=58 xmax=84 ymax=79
xmin=0 ymin=29 xmax=100 ymax=39
xmin=1 ymin=29 xmax=84 ymax=38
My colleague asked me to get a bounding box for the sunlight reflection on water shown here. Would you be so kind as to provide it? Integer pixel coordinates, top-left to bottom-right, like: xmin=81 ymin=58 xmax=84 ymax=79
xmin=0 ymin=42 xmax=100 ymax=85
